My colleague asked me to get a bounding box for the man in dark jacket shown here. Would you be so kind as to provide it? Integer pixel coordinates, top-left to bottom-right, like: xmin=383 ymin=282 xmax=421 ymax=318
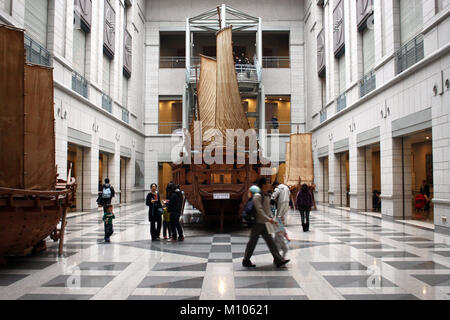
xmin=296 ymin=184 xmax=313 ymax=232
xmin=166 ymin=183 xmax=184 ymax=241
xmin=146 ymin=183 xmax=163 ymax=241
xmin=99 ymin=178 xmax=115 ymax=213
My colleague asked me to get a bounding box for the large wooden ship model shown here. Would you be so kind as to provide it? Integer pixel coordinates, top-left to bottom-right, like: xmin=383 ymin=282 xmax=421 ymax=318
xmin=0 ymin=25 xmax=76 ymax=262
xmin=284 ymin=133 xmax=314 ymax=207
xmin=172 ymin=26 xmax=270 ymax=231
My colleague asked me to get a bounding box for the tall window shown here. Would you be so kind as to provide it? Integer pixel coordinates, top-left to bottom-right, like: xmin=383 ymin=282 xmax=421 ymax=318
xmin=123 ymin=76 xmax=129 ymax=108
xmin=24 ymin=0 xmax=48 ymax=47
xmin=103 ymin=55 xmax=112 ymax=95
xmin=321 ymin=78 xmax=326 ymax=108
xmin=337 ymin=55 xmax=345 ymax=95
xmin=73 ymin=27 xmax=87 ymax=76
xmin=124 ymin=1 xmax=131 ymax=29
xmin=361 ymin=22 xmax=375 ymax=74
xmin=435 ymin=0 xmax=444 ymax=13
xmin=400 ymin=0 xmax=423 ymax=45
xmin=4 ymin=0 xmax=12 ymax=15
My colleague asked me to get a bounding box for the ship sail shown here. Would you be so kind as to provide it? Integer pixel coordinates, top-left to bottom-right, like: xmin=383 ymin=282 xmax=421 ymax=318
xmin=284 ymin=133 xmax=314 ymax=187
xmin=215 ymin=26 xmax=250 ymax=145
xmin=197 ymin=55 xmax=217 ymax=144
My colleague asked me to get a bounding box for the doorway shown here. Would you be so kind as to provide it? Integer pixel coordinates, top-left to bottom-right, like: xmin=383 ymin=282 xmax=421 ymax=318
xmin=410 ymin=130 xmax=433 ymax=222
xmin=120 ymin=157 xmax=128 ymax=204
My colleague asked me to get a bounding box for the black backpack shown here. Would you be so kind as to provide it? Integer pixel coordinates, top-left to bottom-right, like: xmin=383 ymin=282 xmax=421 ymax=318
xmin=242 ymin=198 xmax=257 ymax=225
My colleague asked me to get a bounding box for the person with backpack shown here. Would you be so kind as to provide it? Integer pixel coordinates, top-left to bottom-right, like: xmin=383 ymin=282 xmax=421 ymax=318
xmin=242 ymin=178 xmax=290 ymax=268
xmin=99 ymin=178 xmax=115 ymax=212
xmin=296 ymin=184 xmax=313 ymax=232
xmin=166 ymin=182 xmax=184 ymax=242
xmin=146 ymin=183 xmax=163 ymax=241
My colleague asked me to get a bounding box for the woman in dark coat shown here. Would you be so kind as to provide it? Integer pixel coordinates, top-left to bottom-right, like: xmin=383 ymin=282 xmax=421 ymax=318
xmin=296 ymin=184 xmax=313 ymax=232
xmin=166 ymin=182 xmax=184 ymax=241
xmin=146 ymin=183 xmax=163 ymax=241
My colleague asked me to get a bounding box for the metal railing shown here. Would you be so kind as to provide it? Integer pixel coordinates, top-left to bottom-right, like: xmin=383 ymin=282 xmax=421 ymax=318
xmin=24 ymin=34 xmax=51 ymax=67
xmin=336 ymin=92 xmax=347 ymax=113
xmin=160 ymin=56 xmax=186 ymax=68
xmin=72 ymin=71 xmax=89 ymax=98
xmin=262 ymin=56 xmax=290 ymax=68
xmin=122 ymin=108 xmax=130 ymax=123
xmin=186 ymin=63 xmax=261 ymax=83
xmin=265 ymin=121 xmax=293 ymax=134
xmin=320 ymin=109 xmax=327 ymax=123
xmin=359 ymin=69 xmax=376 ymax=98
xmin=396 ymin=33 xmax=424 ymax=75
xmin=102 ymin=94 xmax=113 ymax=113
xmin=159 ymin=121 xmax=183 ymax=134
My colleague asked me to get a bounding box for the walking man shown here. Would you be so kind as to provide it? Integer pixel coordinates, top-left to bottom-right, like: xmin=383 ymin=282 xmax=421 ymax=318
xmin=242 ymin=178 xmax=290 ymax=268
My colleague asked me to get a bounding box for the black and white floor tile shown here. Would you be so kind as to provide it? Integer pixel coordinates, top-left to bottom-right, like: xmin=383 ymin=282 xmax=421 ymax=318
xmin=0 ymin=203 xmax=449 ymax=300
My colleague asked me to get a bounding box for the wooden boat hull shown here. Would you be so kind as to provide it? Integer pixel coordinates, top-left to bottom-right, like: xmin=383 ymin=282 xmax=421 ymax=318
xmin=0 ymin=186 xmax=75 ymax=257
xmin=172 ymin=162 xmax=268 ymax=229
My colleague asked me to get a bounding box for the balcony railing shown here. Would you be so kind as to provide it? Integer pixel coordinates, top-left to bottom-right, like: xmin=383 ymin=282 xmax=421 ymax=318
xmin=159 ymin=121 xmax=183 ymax=134
xmin=396 ymin=33 xmax=424 ymax=75
xmin=265 ymin=121 xmax=294 ymax=134
xmin=359 ymin=70 xmax=376 ymax=98
xmin=187 ymin=63 xmax=261 ymax=83
xmin=320 ymin=109 xmax=327 ymax=123
xmin=122 ymin=108 xmax=130 ymax=123
xmin=160 ymin=56 xmax=186 ymax=68
xmin=24 ymin=34 xmax=51 ymax=67
xmin=336 ymin=93 xmax=347 ymax=113
xmin=262 ymin=56 xmax=290 ymax=68
xmin=71 ymin=71 xmax=89 ymax=98
xmin=102 ymin=94 xmax=113 ymax=113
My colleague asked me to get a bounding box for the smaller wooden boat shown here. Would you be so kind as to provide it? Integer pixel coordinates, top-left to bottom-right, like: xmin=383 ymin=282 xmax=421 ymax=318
xmin=284 ymin=133 xmax=314 ymax=208
xmin=0 ymin=25 xmax=76 ymax=261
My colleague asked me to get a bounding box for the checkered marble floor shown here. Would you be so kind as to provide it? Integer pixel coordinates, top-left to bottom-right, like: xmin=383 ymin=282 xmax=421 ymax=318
xmin=1 ymin=203 xmax=449 ymax=300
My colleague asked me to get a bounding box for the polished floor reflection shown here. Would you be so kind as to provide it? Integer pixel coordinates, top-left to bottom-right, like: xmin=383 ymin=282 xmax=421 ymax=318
xmin=0 ymin=203 xmax=449 ymax=300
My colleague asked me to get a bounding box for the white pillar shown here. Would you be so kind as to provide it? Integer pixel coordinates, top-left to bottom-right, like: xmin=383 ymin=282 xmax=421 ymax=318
xmin=220 ymin=4 xmax=226 ymax=29
xmin=182 ymin=86 xmax=187 ymax=129
xmin=259 ymin=84 xmax=265 ymax=130
xmin=257 ymin=17 xmax=262 ymax=66
xmin=185 ymin=18 xmax=190 ymax=72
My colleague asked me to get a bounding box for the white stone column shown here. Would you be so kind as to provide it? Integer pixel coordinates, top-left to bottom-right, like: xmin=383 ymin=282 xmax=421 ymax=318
xmin=364 ymin=147 xmax=373 ymax=211
xmin=83 ymin=145 xmax=99 ymax=211
xmin=432 ymin=67 xmax=450 ymax=234
xmin=109 ymin=148 xmax=120 ymax=206
xmin=349 ymin=142 xmax=366 ymax=212
xmin=380 ymin=132 xmax=412 ymax=220
xmin=329 ymin=151 xmax=338 ymax=207
xmin=126 ymin=155 xmax=134 ymax=203
xmin=318 ymin=157 xmax=329 ymax=205
xmin=332 ymin=153 xmax=347 ymax=207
